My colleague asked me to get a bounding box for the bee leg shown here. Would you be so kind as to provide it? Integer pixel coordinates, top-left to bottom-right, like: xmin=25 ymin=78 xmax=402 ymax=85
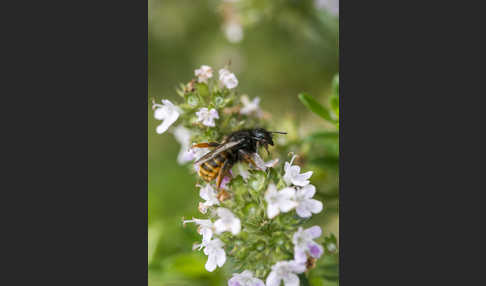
xmin=216 ymin=161 xmax=231 ymax=202
xmin=264 ymin=144 xmax=270 ymax=156
xmin=191 ymin=142 xmax=220 ymax=149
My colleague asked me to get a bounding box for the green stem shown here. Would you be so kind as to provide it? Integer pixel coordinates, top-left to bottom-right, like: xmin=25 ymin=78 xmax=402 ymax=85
xmin=299 ymin=274 xmax=311 ymax=286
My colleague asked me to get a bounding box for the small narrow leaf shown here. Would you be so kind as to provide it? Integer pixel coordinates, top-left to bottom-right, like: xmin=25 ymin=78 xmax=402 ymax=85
xmin=298 ymin=93 xmax=333 ymax=122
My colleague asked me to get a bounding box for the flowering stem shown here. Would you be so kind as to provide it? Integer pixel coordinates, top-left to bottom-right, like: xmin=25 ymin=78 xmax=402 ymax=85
xmin=153 ymin=64 xmax=336 ymax=285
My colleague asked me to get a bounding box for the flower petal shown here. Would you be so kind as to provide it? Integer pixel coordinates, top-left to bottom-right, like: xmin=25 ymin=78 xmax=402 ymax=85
xmin=205 ymin=254 xmax=217 ymax=272
xmin=301 ymin=184 xmax=316 ymax=198
xmin=308 ymin=242 xmax=324 ymax=259
xmin=279 ymin=187 xmax=296 ymax=199
xmin=216 ymin=248 xmax=226 ymax=267
xmin=267 ymin=203 xmax=280 ymax=219
xmin=265 ymin=271 xmax=281 ymax=286
xmin=265 ymin=158 xmax=279 ymax=169
xmin=228 ymin=278 xmax=241 ymax=286
xmin=264 ymin=184 xmax=278 ymax=201
xmin=304 ymin=226 xmax=322 ymax=239
xmin=289 ymin=261 xmax=306 ymax=274
xmin=200 ymin=228 xmax=213 ymax=243
xmin=283 ymin=273 xmax=300 ymax=286
xmin=279 ymin=199 xmax=298 ymax=212
xmin=307 ymin=199 xmax=323 ymax=214
xmin=156 ymin=120 xmax=171 ymax=134
xmin=294 ymin=246 xmax=307 ymax=263
xmin=295 ymin=205 xmax=312 ymax=218
xmin=214 ymin=219 xmax=226 ymax=234
xmin=177 ymin=148 xmax=194 ymax=164
xmin=293 ymin=171 xmax=313 ymax=186
xmin=217 ymin=207 xmax=233 ymax=219
xmin=252 ymin=153 xmax=267 ymax=170
xmin=154 ymin=107 xmax=166 ymax=120
xmin=231 ymin=218 xmax=241 ymax=235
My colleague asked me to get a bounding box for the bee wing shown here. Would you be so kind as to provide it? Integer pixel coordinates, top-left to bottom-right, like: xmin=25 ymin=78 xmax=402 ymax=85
xmin=194 ymin=139 xmax=244 ymax=166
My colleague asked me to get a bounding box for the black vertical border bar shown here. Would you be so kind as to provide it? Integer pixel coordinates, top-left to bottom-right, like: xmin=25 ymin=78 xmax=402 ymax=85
xmin=2 ymin=0 xmax=149 ymax=284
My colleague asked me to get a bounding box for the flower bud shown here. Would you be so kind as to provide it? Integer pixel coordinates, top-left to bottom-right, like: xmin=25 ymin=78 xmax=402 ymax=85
xmin=243 ymin=203 xmax=258 ymax=217
xmin=187 ymin=95 xmax=199 ymax=107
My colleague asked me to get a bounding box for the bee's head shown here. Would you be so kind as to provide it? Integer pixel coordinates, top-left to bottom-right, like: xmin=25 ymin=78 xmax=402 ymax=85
xmin=251 ymin=128 xmax=287 ymax=146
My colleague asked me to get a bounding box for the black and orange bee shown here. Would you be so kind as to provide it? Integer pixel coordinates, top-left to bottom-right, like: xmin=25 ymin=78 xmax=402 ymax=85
xmin=192 ymin=128 xmax=286 ymax=201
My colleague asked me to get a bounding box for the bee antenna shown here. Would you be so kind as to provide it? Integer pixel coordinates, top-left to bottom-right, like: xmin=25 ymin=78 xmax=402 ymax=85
xmin=269 ymin=131 xmax=287 ymax=135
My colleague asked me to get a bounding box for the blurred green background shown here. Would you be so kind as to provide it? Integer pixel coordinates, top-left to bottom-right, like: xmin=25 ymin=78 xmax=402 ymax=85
xmin=148 ymin=0 xmax=339 ymax=285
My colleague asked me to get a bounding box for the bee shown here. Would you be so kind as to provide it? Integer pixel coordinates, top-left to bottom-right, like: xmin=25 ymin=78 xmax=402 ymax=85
xmin=192 ymin=128 xmax=287 ymax=201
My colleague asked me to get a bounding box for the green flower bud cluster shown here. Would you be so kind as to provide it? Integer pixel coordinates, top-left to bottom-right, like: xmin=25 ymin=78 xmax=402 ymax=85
xmin=219 ymin=170 xmax=303 ymax=278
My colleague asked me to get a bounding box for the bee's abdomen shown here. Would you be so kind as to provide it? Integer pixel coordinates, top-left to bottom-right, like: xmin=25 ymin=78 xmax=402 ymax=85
xmin=197 ymin=152 xmax=227 ymax=182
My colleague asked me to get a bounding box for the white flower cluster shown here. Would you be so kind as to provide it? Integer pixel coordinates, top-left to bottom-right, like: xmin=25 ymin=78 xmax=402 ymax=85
xmin=265 ymin=155 xmax=323 ymax=219
xmin=184 ymin=199 xmax=241 ymax=272
xmin=196 ymin=107 xmax=219 ymax=127
xmin=152 ymin=64 xmax=239 ymax=133
xmin=183 ymin=159 xmax=325 ymax=285
xmin=154 ymin=66 xmax=329 ymax=285
xmin=195 ymin=64 xmax=239 ymax=89
xmin=219 ymin=68 xmax=238 ymax=89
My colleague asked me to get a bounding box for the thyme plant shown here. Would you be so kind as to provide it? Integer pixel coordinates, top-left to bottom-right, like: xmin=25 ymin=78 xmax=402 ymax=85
xmin=152 ymin=64 xmax=338 ymax=286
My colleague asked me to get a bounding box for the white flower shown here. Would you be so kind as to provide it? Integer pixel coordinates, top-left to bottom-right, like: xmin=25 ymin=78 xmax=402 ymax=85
xmin=183 ymin=218 xmax=215 ymax=245
xmin=195 ymin=65 xmax=213 ymax=83
xmin=219 ymin=68 xmax=239 ymax=89
xmin=172 ymin=125 xmax=194 ymax=164
xmin=266 ymin=260 xmax=306 ymax=286
xmin=283 ymin=155 xmax=313 ymax=187
xmin=198 ymin=184 xmax=220 ymax=214
xmin=292 ymin=226 xmax=324 ymax=263
xmin=228 ymin=270 xmax=265 ymax=286
xmin=153 ymin=99 xmax=180 ymax=134
xmin=214 ymin=207 xmax=241 ymax=235
xmin=202 ymin=238 xmax=226 ymax=272
xmin=240 ymin=95 xmax=262 ymax=116
xmin=264 ymin=184 xmax=298 ymax=219
xmin=196 ymin=107 xmax=219 ymax=127
xmin=294 ymin=184 xmax=323 ymax=218
xmin=225 ymin=22 xmax=244 ymax=43
xmin=251 ymin=153 xmax=279 ymax=171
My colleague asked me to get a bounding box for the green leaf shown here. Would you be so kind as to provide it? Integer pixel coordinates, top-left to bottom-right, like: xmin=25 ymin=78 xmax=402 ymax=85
xmin=329 ymin=74 xmax=340 ymax=125
xmin=298 ymin=93 xmax=333 ymax=122
xmin=197 ymin=83 xmax=210 ymax=98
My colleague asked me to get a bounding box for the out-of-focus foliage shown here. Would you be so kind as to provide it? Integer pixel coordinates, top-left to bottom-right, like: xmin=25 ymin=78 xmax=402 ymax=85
xmin=149 ymin=0 xmax=338 ymax=285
